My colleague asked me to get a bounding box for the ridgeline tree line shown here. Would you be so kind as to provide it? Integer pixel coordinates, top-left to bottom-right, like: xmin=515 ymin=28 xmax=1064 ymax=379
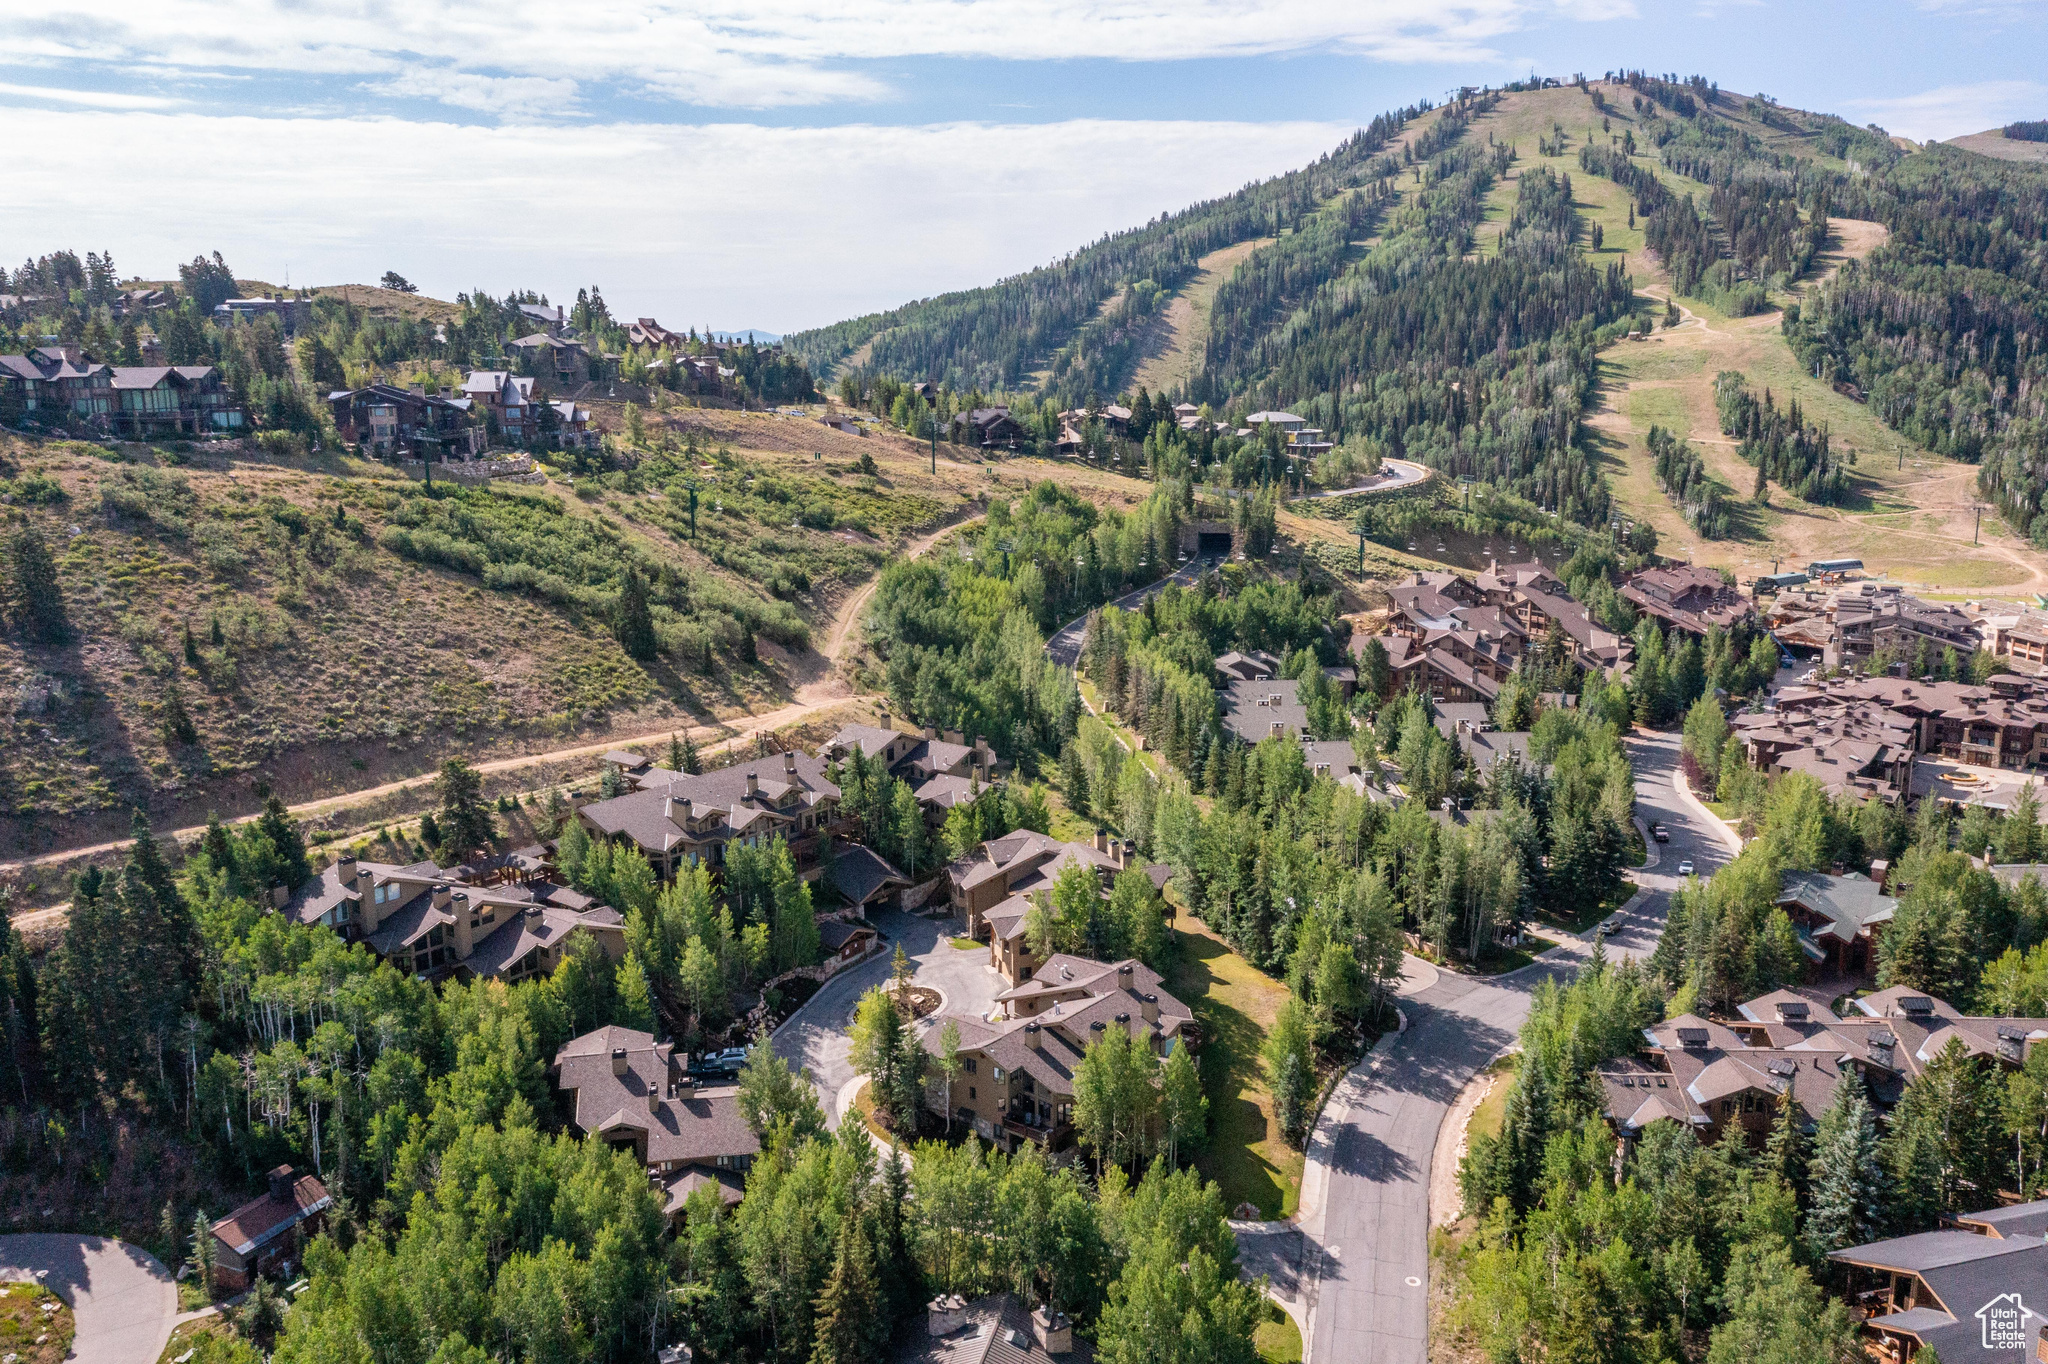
xmin=786 ymin=99 xmax=1440 ymax=400
xmin=1 ymin=249 xmax=816 ymax=450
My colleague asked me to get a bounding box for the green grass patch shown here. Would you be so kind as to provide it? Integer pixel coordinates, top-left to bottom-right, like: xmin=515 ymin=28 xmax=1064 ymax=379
xmin=1165 ymin=915 xmax=1303 ymax=1219
xmin=1467 ymin=1055 xmax=1517 ymax=1146
xmin=949 ymin=936 xmax=982 ymax=952
xmin=0 ymin=1283 xmax=75 ymax=1364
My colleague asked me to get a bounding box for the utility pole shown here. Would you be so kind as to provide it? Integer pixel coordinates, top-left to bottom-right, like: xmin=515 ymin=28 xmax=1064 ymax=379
xmin=930 ymin=410 xmax=938 ymax=476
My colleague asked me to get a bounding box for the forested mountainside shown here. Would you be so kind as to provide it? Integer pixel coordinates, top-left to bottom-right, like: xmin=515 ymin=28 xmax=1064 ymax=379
xmin=782 ymin=102 xmax=1431 ymax=398
xmin=801 ymin=73 xmax=2048 ymax=539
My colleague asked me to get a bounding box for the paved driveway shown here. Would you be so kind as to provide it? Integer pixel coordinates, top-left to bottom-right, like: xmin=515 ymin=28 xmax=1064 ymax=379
xmin=774 ymin=905 xmax=1005 ymax=1125
xmin=0 ymin=1234 xmax=177 ymax=1364
xmin=1300 ymin=730 xmax=1714 ymax=1364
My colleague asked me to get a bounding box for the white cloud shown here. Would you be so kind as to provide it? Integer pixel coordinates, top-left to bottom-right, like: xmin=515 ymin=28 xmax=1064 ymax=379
xmin=0 ymin=106 xmax=1355 ymax=331
xmin=1845 ymin=78 xmax=2048 ymax=142
xmin=0 ymin=80 xmax=182 ymax=109
xmin=364 ymin=70 xmax=583 ymax=118
xmin=2 ymin=0 xmax=1629 ymax=111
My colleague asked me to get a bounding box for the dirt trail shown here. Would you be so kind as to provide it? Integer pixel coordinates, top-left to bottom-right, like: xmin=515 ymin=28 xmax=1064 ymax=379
xmin=3 ymin=510 xmax=980 ymax=899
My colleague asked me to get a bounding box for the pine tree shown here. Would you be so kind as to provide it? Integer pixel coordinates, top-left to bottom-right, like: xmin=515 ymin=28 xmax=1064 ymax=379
xmin=7 ymin=523 xmax=67 ymax=645
xmin=1764 ymin=1084 xmax=1807 ymax=1201
xmin=161 ymin=676 xmax=197 ymax=745
xmin=614 ymin=566 xmax=658 ymax=662
xmin=256 ymin=795 xmax=311 ymax=889
xmin=190 ymin=1209 xmax=216 ymax=1293
xmin=1807 ymin=1078 xmax=1883 ymax=1258
xmin=434 ymin=758 xmax=495 ymax=856
xmin=667 ymin=733 xmax=685 ymax=773
xmin=809 ymin=1210 xmax=887 ymax=1364
xmin=182 ymin=622 xmax=201 ymax=667
xmin=417 ymin=810 xmax=443 ymax=852
xmin=681 ymin=732 xmax=702 ymax=774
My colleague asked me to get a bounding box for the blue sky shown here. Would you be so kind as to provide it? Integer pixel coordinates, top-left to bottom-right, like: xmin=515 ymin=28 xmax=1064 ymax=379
xmin=2 ymin=0 xmax=2044 ymax=333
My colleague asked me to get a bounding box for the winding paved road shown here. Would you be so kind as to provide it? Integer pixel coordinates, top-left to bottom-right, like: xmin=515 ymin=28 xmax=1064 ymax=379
xmin=1299 ymin=728 xmax=1730 ymax=1364
xmin=1045 ymin=560 xmax=1212 ymax=667
xmin=1289 ymin=457 xmax=1432 ymax=502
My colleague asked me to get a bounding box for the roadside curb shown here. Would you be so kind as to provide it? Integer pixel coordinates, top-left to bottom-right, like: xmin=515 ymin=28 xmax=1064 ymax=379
xmin=1672 ymin=766 xmax=1744 ymax=856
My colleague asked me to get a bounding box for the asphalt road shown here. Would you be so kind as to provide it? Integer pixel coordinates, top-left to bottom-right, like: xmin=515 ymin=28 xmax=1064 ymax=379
xmin=1044 ymin=560 xmax=1212 ymax=667
xmin=1289 ymin=457 xmax=1432 ymax=501
xmin=1301 ymin=729 xmax=1727 ymax=1364
xmin=772 ymin=905 xmax=1004 ymax=1126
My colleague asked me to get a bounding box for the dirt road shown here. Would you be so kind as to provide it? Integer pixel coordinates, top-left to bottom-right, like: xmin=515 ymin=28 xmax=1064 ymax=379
xmin=3 ymin=511 xmax=984 ymax=906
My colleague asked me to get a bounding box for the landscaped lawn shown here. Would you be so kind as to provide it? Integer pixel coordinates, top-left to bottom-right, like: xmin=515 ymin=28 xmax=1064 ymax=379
xmin=1255 ymin=1307 xmax=1303 ymax=1363
xmin=1466 ymin=1055 xmax=1517 ymax=1146
xmin=948 ymin=936 xmax=982 ymax=952
xmin=1165 ymin=913 xmax=1303 ymax=1219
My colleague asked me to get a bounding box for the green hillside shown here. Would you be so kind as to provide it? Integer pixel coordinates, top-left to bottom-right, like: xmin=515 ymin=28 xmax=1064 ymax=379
xmin=797 ymin=74 xmax=2048 ymax=574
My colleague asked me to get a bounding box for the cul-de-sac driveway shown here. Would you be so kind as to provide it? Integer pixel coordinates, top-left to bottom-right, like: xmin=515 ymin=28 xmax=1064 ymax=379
xmin=0 ymin=1234 xmax=178 ymax=1364
xmin=774 ymin=904 xmax=1005 ymax=1125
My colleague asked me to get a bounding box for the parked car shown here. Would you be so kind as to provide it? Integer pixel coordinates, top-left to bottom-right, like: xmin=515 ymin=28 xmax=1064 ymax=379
xmin=1653 ymin=826 xmax=1669 ymax=843
xmin=1678 ymin=859 xmax=1695 ymax=876
xmin=692 ymin=1047 xmax=749 ymax=1079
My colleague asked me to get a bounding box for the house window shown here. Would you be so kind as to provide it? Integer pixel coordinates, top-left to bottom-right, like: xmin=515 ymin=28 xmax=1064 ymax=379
xmin=969 ymin=1087 xmax=976 ymax=1100
xmin=963 ymin=1059 xmax=977 ymax=1074
xmin=992 ymin=1067 xmax=1005 ymax=1082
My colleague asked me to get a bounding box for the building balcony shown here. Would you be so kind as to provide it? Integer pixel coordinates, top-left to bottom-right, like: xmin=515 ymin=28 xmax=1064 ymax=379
xmin=1002 ymin=1112 xmax=1070 ymax=1146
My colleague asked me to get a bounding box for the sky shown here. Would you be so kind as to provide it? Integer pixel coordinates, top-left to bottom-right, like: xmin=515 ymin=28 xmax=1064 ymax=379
xmin=2 ymin=0 xmax=2045 ymax=335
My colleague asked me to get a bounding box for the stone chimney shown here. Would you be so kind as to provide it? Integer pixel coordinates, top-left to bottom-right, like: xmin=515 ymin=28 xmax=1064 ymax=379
xmin=922 ymin=724 xmax=939 ymax=740
xmin=746 ymin=772 xmax=759 ymax=798
xmin=451 ymin=891 xmax=474 ymax=957
xmin=677 ymin=796 xmax=692 ymax=826
xmin=1117 ymin=964 xmax=1134 ymax=990
xmin=664 ymin=795 xmax=679 ymax=824
xmin=1094 ymin=830 xmax=1109 ymax=855
xmin=1023 ymin=1021 xmax=1043 ymax=1050
xmin=1032 ymin=1307 xmax=1073 ymax=1355
xmin=431 ymin=885 xmax=452 ymax=913
xmin=944 ymin=729 xmax=964 ymax=746
xmin=1142 ymin=992 xmax=1159 ymax=1024
xmin=927 ymin=1296 xmax=968 ymax=1337
xmin=356 ymin=864 xmax=382 ymax=932
xmin=647 ymin=1083 xmax=661 ymax=1115
xmin=784 ymin=751 xmax=797 ymax=776
xmin=612 ymin=1047 xmax=629 ymax=1077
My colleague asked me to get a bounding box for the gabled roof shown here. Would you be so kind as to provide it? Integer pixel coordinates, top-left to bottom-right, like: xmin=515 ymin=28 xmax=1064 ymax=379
xmin=211 ymin=1170 xmax=330 ymax=1257
xmin=1775 ymin=870 xmax=1897 ymax=941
